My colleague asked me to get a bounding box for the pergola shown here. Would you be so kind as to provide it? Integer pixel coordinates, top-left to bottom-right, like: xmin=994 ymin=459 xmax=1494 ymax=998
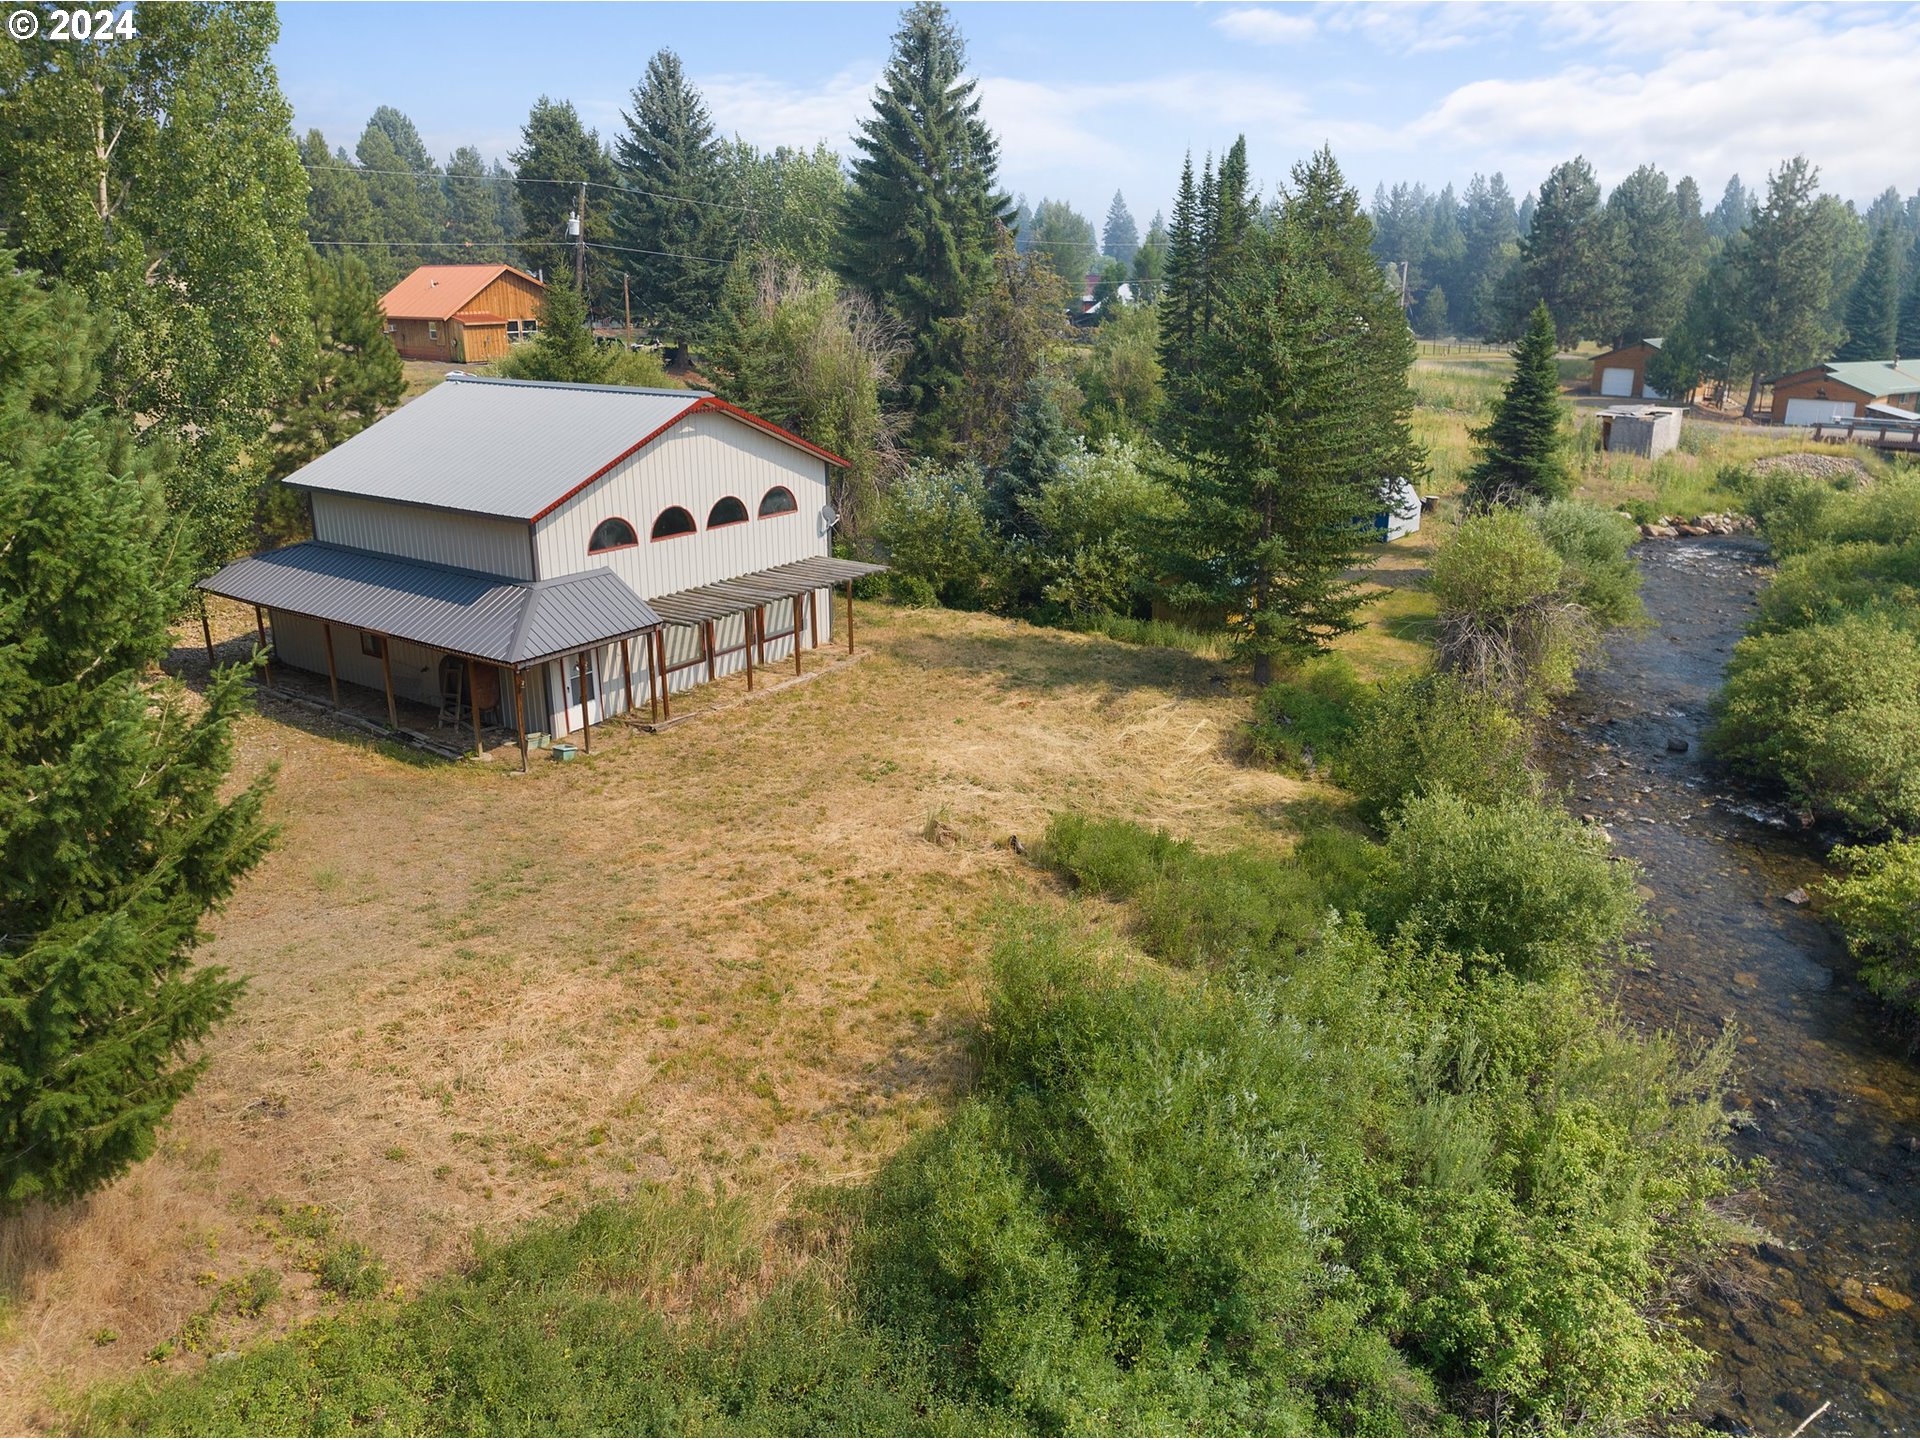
xmin=642 ymin=556 xmax=888 ymax=719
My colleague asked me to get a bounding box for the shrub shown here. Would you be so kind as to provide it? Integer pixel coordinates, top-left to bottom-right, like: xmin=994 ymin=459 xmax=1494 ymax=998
xmin=871 ymin=459 xmax=1003 ymax=608
xmin=1247 ymin=655 xmax=1365 ymax=771
xmin=1527 ymin=499 xmax=1645 ymax=627
xmin=317 ymin=1240 xmax=389 ymax=1301
xmin=1753 ymin=538 xmax=1920 ymax=635
xmin=1337 ymin=671 xmax=1536 ymax=824
xmin=1709 ymin=616 xmax=1920 ymax=833
xmin=1725 ymin=465 xmax=1840 ymax=556
xmin=1429 ymin=507 xmax=1593 ymax=710
xmin=1823 ymin=837 xmax=1920 ymax=1024
xmin=1018 ymin=438 xmax=1179 ymax=618
xmin=1364 ymin=791 xmax=1643 ymax=979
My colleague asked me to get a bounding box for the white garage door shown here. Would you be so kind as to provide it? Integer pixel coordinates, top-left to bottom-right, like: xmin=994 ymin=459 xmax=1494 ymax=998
xmin=1599 ymin=366 xmax=1636 ymax=397
xmin=1783 ymin=397 xmax=1855 ymax=427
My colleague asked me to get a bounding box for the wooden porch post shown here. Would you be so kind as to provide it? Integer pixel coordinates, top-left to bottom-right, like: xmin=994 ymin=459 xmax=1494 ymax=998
xmin=321 ymin=622 xmax=340 ymax=707
xmin=845 ymin=579 xmax=855 ymax=654
xmin=656 ymin=630 xmax=671 ymax=719
xmin=620 ymin=637 xmax=636 ymax=715
xmin=744 ymin=610 xmax=755 ymax=691
xmin=470 ymin=664 xmax=485 ymax=758
xmin=199 ymin=592 xmax=216 ymax=669
xmin=704 ymin=620 xmax=717 ymax=684
xmin=254 ymin=605 xmax=272 ymax=687
xmin=379 ymin=638 xmax=398 ymax=729
xmin=808 ymin=590 xmax=820 ymax=657
xmin=793 ymin=595 xmax=804 ymax=675
xmin=576 ymin=650 xmax=592 ymax=754
xmin=515 ymin=670 xmax=528 ymax=773
xmin=647 ymin=629 xmax=660 ymax=723
xmin=756 ymin=604 xmax=768 ymax=665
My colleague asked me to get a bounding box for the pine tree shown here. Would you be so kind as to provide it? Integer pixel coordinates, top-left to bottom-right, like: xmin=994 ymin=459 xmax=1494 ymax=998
xmin=1464 ymin=301 xmax=1569 ymax=508
xmin=990 ymin=374 xmax=1072 ymax=539
xmin=1131 ymin=210 xmax=1168 ymax=301
xmin=1161 ymin=147 xmax=1425 ymax=683
xmin=299 ymin=130 xmax=377 ymax=274
xmin=1511 ymin=157 xmax=1605 ymax=344
xmin=1835 ymin=221 xmax=1901 ymax=360
xmin=265 ymin=251 xmax=405 ymax=487
xmin=1102 ymin=191 xmax=1139 ymax=268
xmin=443 ymin=145 xmax=507 ymax=259
xmin=1708 ymin=175 xmax=1751 ymax=239
xmin=356 ymin=123 xmax=435 ymax=278
xmin=1159 ymin=155 xmax=1202 ymax=373
xmin=947 ymin=228 xmax=1064 ymax=465
xmin=1898 ymin=231 xmax=1920 ymax=360
xmin=615 ymin=50 xmax=733 ymax=358
xmin=839 ymin=1 xmax=1007 ymax=439
xmin=1604 ymin=164 xmax=1688 ymax=344
xmin=1726 ymin=156 xmax=1843 ymax=414
xmin=511 ymin=97 xmax=618 ymax=305
xmin=1415 ymin=285 xmax=1449 ymax=338
xmin=508 ymin=275 xmax=611 ymax=384
xmin=0 ymin=261 xmax=273 ymax=1209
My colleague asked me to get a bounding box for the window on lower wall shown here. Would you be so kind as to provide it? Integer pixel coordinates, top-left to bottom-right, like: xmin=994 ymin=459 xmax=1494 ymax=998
xmin=360 ymin=632 xmax=385 ymax=658
xmin=427 ymin=321 xmax=440 ymax=341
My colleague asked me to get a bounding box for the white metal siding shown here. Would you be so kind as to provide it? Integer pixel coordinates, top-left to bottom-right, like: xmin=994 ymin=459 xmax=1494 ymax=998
xmin=311 ymin=493 xmax=534 ymax=580
xmin=534 ymin=409 xmax=836 ymax=694
xmin=269 ymin=611 xmax=443 ymax=708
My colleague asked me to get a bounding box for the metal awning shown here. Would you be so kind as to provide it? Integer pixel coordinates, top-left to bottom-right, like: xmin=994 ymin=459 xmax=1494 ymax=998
xmin=199 ymin=542 xmax=662 ymax=670
xmin=647 ymin=556 xmax=888 ymax=628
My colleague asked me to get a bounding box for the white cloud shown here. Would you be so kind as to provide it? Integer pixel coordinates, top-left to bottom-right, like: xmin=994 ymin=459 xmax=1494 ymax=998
xmin=1212 ymin=7 xmax=1317 ymax=45
xmin=1320 ymin=2 xmax=1519 ymax=55
xmin=690 ymin=64 xmax=880 ymax=150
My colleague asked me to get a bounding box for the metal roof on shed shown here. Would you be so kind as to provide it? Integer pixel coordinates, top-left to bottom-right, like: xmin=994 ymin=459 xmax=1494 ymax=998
xmin=281 ymin=376 xmax=847 ymax=523
xmin=199 ymin=542 xmax=661 ymax=668
xmin=1821 ymin=360 xmax=1920 ymax=397
xmin=647 ymin=557 xmax=889 ymax=628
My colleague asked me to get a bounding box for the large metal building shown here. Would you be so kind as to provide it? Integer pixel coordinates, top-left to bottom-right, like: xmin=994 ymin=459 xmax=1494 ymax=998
xmin=200 ymin=376 xmax=882 ymax=763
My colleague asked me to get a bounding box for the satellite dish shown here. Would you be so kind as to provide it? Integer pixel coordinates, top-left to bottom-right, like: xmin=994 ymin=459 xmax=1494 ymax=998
xmin=821 ymin=503 xmax=841 ymax=531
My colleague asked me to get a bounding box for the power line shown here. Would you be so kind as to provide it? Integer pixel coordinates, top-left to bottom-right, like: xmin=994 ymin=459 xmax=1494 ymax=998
xmin=310 ymin=237 xmax=736 ymax=266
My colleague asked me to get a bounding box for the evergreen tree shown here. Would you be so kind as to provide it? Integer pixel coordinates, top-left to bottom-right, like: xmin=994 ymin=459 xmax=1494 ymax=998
xmin=299 ymin=130 xmax=376 ymax=273
xmin=1708 ymin=174 xmax=1751 ymax=239
xmin=508 ymin=275 xmax=611 ymax=384
xmin=1461 ymin=172 xmax=1519 ymax=337
xmin=1131 ymin=210 xmax=1168 ymax=301
xmin=1465 ymin=301 xmax=1569 ymax=508
xmin=1675 ymin=175 xmax=1711 ymax=273
xmin=1415 ymin=285 xmax=1449 ymax=338
xmin=1510 ymin=157 xmax=1605 ymax=343
xmin=511 ymin=97 xmax=617 ymax=304
xmin=947 ymin=228 xmax=1064 ymax=465
xmin=1159 ymin=155 xmax=1202 ymax=373
xmin=1424 ymin=184 xmax=1467 ymax=326
xmin=1603 ymin=164 xmax=1687 ymax=344
xmin=839 ymin=1 xmax=1007 ymax=440
xmin=0 ymin=3 xmax=310 ymax=566
xmin=0 ymin=260 xmax=273 ymax=1209
xmin=989 ymin=374 xmax=1072 ymax=541
xmin=443 ymin=145 xmax=508 ymax=259
xmin=265 ymin=251 xmax=405 ymax=487
xmin=1102 ymin=190 xmax=1140 ymax=268
xmin=490 ymin=159 xmax=524 ymax=259
xmin=1836 ymin=221 xmax=1902 ymax=361
xmin=1029 ymin=198 xmax=1099 ymax=298
xmin=1161 ymin=147 xmax=1424 ymax=683
xmin=1898 ymin=231 xmax=1920 ymax=360
xmin=615 ymin=50 xmax=733 ymax=358
xmin=1725 ymin=156 xmax=1843 ymax=414
xmin=356 ymin=123 xmax=434 ymax=278
xmin=1009 ymin=195 xmax=1034 ymax=252
xmin=1516 ymin=190 xmax=1537 ymax=236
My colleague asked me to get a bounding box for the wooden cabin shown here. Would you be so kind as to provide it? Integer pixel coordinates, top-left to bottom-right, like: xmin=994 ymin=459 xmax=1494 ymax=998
xmin=379 ymin=264 xmax=547 ymax=363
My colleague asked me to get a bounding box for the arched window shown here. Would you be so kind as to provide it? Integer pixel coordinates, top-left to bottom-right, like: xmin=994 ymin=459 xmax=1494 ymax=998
xmin=588 ymin=517 xmax=638 ymax=553
xmin=651 ymin=506 xmax=697 ymax=540
xmin=707 ymin=495 xmax=749 ymax=529
xmin=758 ymin=485 xmax=798 ymax=517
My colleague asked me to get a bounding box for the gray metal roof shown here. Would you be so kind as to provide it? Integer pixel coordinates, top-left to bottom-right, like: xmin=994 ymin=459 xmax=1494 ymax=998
xmin=648 ymin=557 xmax=889 ymax=628
xmin=284 ymin=377 xmax=713 ymax=522
xmin=200 ymin=542 xmax=661 ymax=668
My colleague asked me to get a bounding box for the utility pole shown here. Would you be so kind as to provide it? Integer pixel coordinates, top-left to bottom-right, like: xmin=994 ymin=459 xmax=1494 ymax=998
xmin=573 ymin=180 xmax=587 ymax=295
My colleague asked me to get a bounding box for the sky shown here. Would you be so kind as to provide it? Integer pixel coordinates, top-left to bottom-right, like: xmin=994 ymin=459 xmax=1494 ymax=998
xmin=273 ymin=0 xmax=1920 ymax=228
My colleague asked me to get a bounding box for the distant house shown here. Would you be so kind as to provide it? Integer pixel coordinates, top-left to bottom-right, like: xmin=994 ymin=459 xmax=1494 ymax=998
xmin=1590 ymin=339 xmax=1665 ymax=399
xmin=379 ymin=264 xmax=546 ymax=363
xmin=1767 ymin=359 xmax=1920 ymax=427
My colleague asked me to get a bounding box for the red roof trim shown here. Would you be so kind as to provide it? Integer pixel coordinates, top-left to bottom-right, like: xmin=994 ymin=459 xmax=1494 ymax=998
xmin=527 ymin=396 xmax=850 ymax=524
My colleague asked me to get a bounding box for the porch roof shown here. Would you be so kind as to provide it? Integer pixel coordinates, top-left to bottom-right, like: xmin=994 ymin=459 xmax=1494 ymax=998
xmin=199 ymin=542 xmax=662 ymax=669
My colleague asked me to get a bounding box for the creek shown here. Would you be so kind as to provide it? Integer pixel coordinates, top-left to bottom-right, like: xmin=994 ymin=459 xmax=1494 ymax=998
xmin=1539 ymin=536 xmax=1919 ymax=1435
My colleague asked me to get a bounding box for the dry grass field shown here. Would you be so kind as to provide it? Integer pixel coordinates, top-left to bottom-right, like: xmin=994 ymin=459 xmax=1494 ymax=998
xmin=0 ymin=555 xmax=1432 ymax=1429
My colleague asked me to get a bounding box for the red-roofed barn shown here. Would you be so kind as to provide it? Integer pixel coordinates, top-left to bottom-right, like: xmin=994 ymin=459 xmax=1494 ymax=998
xmin=379 ymin=264 xmax=547 ymax=363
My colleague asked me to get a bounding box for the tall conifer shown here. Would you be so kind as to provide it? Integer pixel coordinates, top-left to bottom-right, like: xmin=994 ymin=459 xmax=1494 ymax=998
xmin=1464 ymin=301 xmax=1569 ymax=508
xmin=1835 ymin=221 xmax=1901 ymax=360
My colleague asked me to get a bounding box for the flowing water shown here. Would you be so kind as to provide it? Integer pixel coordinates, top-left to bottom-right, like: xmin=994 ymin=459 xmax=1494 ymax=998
xmin=1539 ymin=537 xmax=1920 ymax=1436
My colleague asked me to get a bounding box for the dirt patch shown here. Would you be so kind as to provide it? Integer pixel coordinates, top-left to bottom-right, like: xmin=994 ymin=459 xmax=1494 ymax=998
xmin=1748 ymin=451 xmax=1874 ymax=485
xmin=0 ymin=599 xmax=1316 ymax=1428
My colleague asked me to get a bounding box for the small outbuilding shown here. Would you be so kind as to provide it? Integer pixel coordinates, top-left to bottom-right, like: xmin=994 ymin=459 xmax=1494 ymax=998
xmin=1767 ymin=359 xmax=1920 ymax=426
xmin=1597 ymin=405 xmax=1683 ymax=460
xmin=1590 ymin=339 xmax=1666 ymax=399
xmin=379 ymin=264 xmax=547 ymax=363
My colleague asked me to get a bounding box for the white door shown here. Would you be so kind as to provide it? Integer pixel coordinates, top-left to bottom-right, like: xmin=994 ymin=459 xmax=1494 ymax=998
xmin=550 ymin=650 xmax=605 ymax=733
xmin=1599 ymin=366 xmax=1635 ymax=397
xmin=1783 ymin=397 xmax=1854 ymax=427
